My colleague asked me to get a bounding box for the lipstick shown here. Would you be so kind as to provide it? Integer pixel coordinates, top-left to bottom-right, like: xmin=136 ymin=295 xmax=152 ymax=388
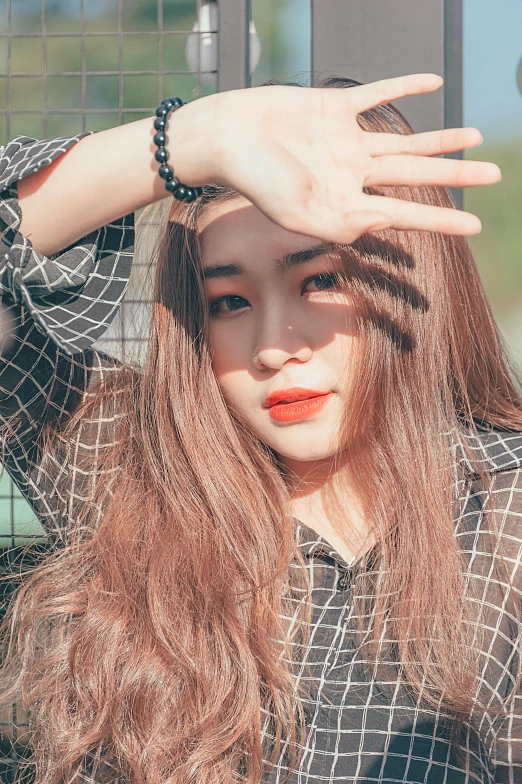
xmin=264 ymin=388 xmax=334 ymax=423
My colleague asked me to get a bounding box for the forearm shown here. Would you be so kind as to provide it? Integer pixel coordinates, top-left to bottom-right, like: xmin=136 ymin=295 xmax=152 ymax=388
xmin=17 ymin=95 xmax=218 ymax=258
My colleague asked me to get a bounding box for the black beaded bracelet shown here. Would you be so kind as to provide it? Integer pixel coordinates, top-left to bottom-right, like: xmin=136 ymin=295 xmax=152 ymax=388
xmin=153 ymin=97 xmax=204 ymax=203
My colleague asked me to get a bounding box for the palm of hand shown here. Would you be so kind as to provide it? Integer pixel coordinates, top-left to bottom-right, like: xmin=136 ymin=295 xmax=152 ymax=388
xmin=212 ymin=76 xmax=500 ymax=242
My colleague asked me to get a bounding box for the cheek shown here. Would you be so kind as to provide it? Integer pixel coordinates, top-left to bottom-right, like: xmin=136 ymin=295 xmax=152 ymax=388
xmin=316 ymin=302 xmax=358 ymax=368
xmin=212 ymin=370 xmax=258 ymax=429
xmin=320 ymin=334 xmax=355 ymax=384
xmin=314 ymin=294 xmax=358 ymax=336
xmin=208 ymin=330 xmax=253 ymax=407
xmin=209 ymin=330 xmax=249 ymax=382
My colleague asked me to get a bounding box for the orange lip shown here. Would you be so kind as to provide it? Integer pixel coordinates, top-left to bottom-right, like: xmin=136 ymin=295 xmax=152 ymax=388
xmin=268 ymin=392 xmax=334 ymax=422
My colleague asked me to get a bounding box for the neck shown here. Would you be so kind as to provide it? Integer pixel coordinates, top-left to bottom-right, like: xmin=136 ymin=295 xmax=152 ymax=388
xmin=279 ymin=447 xmax=374 ymax=564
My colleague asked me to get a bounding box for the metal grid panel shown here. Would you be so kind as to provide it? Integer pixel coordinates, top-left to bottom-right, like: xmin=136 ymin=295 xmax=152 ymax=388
xmin=0 ymin=0 xmax=220 ymax=142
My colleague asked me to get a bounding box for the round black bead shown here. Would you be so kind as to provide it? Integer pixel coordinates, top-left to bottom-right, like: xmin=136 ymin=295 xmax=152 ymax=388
xmin=162 ymin=96 xmax=184 ymax=108
xmin=194 ymin=186 xmax=204 ymax=196
xmin=162 ymin=99 xmax=176 ymax=111
xmin=173 ymin=186 xmax=188 ymax=201
xmin=153 ymin=117 xmax=166 ymax=131
xmin=153 ymin=131 xmax=166 ymax=147
xmin=184 ymin=188 xmax=198 ymax=202
xmin=158 ymin=164 xmax=173 ymax=180
xmin=155 ymin=105 xmax=168 ymax=117
xmin=165 ymin=177 xmax=182 ymax=193
xmin=154 ymin=148 xmax=168 ymax=164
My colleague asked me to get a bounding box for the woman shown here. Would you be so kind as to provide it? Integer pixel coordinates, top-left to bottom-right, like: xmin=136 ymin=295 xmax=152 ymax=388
xmin=0 ymin=73 xmax=520 ymax=784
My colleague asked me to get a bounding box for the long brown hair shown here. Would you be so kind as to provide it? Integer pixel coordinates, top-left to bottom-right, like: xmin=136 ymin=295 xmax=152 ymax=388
xmin=1 ymin=76 xmax=521 ymax=784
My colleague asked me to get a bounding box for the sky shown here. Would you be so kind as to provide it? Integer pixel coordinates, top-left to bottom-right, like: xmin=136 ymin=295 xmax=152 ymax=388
xmin=463 ymin=0 xmax=522 ymax=141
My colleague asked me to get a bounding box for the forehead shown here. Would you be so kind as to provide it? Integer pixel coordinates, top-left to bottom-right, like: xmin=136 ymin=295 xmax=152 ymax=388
xmin=198 ymin=196 xmax=324 ymax=261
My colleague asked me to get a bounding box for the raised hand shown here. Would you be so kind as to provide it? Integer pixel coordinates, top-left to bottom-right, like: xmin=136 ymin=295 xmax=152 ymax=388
xmin=16 ymin=73 xmax=501 ymax=258
xmin=193 ymin=74 xmax=500 ymax=242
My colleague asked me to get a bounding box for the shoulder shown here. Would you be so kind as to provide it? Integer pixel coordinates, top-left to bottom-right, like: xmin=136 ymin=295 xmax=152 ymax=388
xmin=451 ymin=428 xmax=522 ymax=636
xmin=453 ymin=430 xmax=522 ymax=704
xmin=452 ymin=424 xmax=522 ymax=478
xmin=452 ymin=425 xmax=522 ymax=561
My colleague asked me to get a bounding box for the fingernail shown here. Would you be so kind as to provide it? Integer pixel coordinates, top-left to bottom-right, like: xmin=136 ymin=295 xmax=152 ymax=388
xmin=467 ymin=216 xmax=482 ymax=235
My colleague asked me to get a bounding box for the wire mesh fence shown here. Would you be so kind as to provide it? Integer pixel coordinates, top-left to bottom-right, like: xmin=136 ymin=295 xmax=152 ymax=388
xmin=0 ymin=0 xmax=218 ymax=143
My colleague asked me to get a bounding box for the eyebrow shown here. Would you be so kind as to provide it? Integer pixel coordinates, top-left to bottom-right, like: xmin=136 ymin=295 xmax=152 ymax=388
xmin=202 ymin=243 xmax=332 ymax=280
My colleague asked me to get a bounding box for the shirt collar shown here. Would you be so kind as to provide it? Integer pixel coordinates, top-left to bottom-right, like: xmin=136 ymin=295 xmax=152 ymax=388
xmin=290 ymin=424 xmax=522 ymax=569
xmin=291 ymin=516 xmax=354 ymax=567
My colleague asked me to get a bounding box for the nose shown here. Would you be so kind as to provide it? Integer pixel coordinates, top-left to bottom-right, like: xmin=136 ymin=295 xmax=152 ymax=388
xmin=252 ymin=310 xmax=313 ymax=371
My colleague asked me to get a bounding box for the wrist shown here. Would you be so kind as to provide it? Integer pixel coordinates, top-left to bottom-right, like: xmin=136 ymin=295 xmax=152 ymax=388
xmin=163 ymin=93 xmax=222 ymax=188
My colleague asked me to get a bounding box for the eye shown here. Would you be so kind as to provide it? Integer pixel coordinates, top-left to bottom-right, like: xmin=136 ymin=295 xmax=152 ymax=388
xmin=302 ymin=273 xmax=340 ymax=292
xmin=209 ymin=294 xmax=250 ymax=318
xmin=208 ymin=273 xmax=342 ymax=318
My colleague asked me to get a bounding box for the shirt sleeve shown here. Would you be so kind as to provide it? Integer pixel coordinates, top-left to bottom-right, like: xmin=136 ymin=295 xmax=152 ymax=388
xmin=470 ymin=466 xmax=522 ymax=783
xmin=0 ymin=133 xmax=135 ymax=544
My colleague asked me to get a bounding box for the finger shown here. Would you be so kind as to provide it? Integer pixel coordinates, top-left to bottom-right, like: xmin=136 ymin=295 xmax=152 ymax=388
xmin=280 ymin=209 xmax=393 ymax=245
xmin=361 ymin=194 xmax=482 ymax=235
xmin=365 ymin=155 xmax=501 ymax=188
xmin=365 ymin=127 xmax=484 ymax=158
xmin=349 ymin=73 xmax=443 ymax=114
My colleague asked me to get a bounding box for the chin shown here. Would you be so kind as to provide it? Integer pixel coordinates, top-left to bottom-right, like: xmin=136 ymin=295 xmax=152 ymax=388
xmin=243 ymin=417 xmax=339 ymax=462
xmin=267 ymin=436 xmax=338 ymax=463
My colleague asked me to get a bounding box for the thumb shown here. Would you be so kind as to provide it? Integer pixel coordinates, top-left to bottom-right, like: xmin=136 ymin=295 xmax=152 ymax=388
xmin=343 ymin=211 xmax=392 ymax=242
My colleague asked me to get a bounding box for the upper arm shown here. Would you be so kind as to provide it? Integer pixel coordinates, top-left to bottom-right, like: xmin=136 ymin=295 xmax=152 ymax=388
xmin=0 ymin=134 xmax=135 ymax=539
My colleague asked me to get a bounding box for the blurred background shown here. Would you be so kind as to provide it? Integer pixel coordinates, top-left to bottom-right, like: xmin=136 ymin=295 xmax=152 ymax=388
xmin=0 ymin=0 xmax=520 ymax=550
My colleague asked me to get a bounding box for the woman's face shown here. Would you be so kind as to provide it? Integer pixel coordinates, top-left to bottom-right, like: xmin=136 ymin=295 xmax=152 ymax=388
xmin=198 ymin=196 xmax=358 ymax=464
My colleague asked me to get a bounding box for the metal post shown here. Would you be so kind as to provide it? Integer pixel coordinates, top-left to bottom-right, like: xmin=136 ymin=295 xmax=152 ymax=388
xmin=311 ymin=0 xmax=463 ymax=206
xmin=217 ymin=0 xmax=251 ymax=92
xmin=311 ymin=0 xmax=445 ymax=132
xmin=444 ymin=0 xmax=463 ymax=208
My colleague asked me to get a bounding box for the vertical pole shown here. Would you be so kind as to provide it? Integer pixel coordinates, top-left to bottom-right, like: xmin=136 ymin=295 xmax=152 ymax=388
xmin=217 ymin=0 xmax=251 ymax=92
xmin=311 ymin=0 xmax=463 ymax=207
xmin=444 ymin=0 xmax=463 ymax=208
xmin=311 ymin=0 xmax=445 ymax=132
